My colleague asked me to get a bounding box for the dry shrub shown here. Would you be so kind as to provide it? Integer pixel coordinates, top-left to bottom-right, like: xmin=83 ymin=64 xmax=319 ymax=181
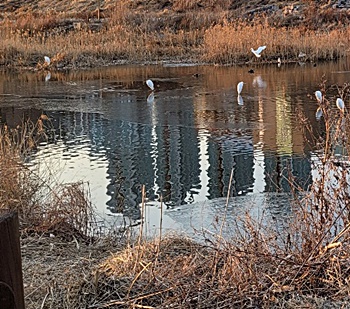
xmin=0 ymin=116 xmax=94 ymax=239
xmin=172 ymin=0 xmax=230 ymax=11
xmin=70 ymin=224 xmax=350 ymax=308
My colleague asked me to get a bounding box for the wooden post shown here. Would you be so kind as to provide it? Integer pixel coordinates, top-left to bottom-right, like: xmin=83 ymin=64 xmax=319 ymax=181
xmin=0 ymin=210 xmax=25 ymax=309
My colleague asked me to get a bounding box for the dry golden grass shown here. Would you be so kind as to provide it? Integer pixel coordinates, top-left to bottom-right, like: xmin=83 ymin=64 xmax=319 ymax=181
xmin=0 ymin=117 xmax=94 ymax=238
xmin=203 ymin=22 xmax=350 ymax=64
xmin=0 ymin=1 xmax=349 ymax=68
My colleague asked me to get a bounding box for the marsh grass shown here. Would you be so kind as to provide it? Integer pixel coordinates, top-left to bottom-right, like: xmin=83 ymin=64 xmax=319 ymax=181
xmin=1 ymin=1 xmax=349 ymax=68
xmin=0 ymin=116 xmax=94 ymax=239
xmin=203 ymin=22 xmax=350 ymax=64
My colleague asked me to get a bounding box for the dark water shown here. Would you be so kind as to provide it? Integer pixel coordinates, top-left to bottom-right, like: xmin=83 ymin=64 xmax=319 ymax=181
xmin=1 ymin=60 xmax=350 ymax=221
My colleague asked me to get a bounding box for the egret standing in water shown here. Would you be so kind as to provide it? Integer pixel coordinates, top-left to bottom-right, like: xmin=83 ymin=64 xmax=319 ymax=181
xmin=251 ymin=46 xmax=266 ymax=58
xmin=44 ymin=56 xmax=51 ymax=65
xmin=336 ymin=98 xmax=345 ymax=113
xmin=237 ymin=81 xmax=244 ymax=95
xmin=146 ymin=79 xmax=154 ymax=91
xmin=315 ymin=90 xmax=323 ymax=103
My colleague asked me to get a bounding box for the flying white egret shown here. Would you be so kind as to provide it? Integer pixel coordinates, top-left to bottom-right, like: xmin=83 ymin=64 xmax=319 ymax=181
xmin=44 ymin=56 xmax=51 ymax=65
xmin=251 ymin=46 xmax=266 ymax=58
xmin=315 ymin=91 xmax=322 ymax=103
xmin=237 ymin=81 xmax=244 ymax=95
xmin=336 ymin=98 xmax=345 ymax=113
xmin=146 ymin=79 xmax=154 ymax=91
xmin=315 ymin=107 xmax=323 ymax=120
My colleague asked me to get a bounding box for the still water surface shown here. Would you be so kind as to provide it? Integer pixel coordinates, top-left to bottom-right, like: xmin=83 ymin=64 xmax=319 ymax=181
xmin=1 ymin=60 xmax=350 ymax=231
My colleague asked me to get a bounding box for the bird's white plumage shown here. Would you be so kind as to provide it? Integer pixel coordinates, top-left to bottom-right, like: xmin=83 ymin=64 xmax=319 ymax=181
xmin=315 ymin=91 xmax=322 ymax=103
xmin=336 ymin=98 xmax=345 ymax=112
xmin=44 ymin=56 xmax=51 ymax=65
xmin=146 ymin=79 xmax=154 ymax=90
xmin=251 ymin=46 xmax=266 ymax=58
xmin=237 ymin=81 xmax=244 ymax=95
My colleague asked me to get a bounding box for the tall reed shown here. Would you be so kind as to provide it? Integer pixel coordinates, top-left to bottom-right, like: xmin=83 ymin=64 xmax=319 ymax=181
xmin=0 ymin=117 xmax=94 ymax=238
xmin=1 ymin=3 xmax=349 ymax=67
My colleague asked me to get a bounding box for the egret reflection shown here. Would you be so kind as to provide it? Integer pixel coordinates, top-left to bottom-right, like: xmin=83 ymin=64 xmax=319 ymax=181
xmin=147 ymin=92 xmax=155 ymax=103
xmin=252 ymin=75 xmax=267 ymax=88
xmin=237 ymin=95 xmax=244 ymax=106
xmin=45 ymin=72 xmax=51 ymax=82
xmin=315 ymin=107 xmax=323 ymax=120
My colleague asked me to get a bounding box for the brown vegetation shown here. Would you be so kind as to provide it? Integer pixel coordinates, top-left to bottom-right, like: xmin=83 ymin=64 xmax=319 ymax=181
xmin=0 ymin=117 xmax=94 ymax=238
xmin=0 ymin=0 xmax=349 ymax=69
xmin=1 ymin=1 xmax=350 ymax=307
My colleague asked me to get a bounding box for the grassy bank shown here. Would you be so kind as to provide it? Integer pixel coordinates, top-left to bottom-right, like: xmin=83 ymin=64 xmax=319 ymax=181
xmin=0 ymin=0 xmax=349 ymax=69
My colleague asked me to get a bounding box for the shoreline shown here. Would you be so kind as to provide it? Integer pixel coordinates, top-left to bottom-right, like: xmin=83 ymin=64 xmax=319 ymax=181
xmin=1 ymin=1 xmax=349 ymax=70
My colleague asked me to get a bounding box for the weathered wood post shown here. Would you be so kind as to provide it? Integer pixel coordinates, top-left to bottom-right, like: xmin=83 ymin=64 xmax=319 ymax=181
xmin=0 ymin=210 xmax=25 ymax=309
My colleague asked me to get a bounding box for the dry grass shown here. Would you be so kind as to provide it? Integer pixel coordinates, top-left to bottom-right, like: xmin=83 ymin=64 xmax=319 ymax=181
xmin=0 ymin=116 xmax=94 ymax=239
xmin=0 ymin=1 xmax=349 ymax=68
xmin=21 ymin=234 xmax=126 ymax=309
xmin=203 ymin=22 xmax=350 ymax=64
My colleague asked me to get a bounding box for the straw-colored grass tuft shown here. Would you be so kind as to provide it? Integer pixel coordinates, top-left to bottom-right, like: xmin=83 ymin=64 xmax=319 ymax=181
xmin=0 ymin=117 xmax=94 ymax=240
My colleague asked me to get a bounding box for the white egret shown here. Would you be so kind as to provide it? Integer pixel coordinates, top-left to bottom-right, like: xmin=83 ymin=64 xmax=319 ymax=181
xmin=237 ymin=95 xmax=244 ymax=106
xmin=336 ymin=98 xmax=345 ymax=113
xmin=146 ymin=79 xmax=154 ymax=91
xmin=277 ymin=57 xmax=281 ymax=67
xmin=315 ymin=107 xmax=323 ymax=120
xmin=237 ymin=81 xmax=244 ymax=95
xmin=298 ymin=52 xmax=306 ymax=58
xmin=251 ymin=46 xmax=266 ymax=58
xmin=44 ymin=56 xmax=51 ymax=65
xmin=315 ymin=90 xmax=322 ymax=103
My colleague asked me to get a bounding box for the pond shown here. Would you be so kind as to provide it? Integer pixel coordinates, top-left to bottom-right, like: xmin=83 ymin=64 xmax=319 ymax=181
xmin=1 ymin=59 xmax=350 ymax=236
